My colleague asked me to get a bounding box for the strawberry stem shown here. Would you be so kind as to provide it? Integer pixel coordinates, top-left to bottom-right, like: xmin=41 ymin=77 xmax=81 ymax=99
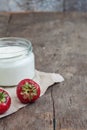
xmin=0 ymin=91 xmax=7 ymax=103
xmin=21 ymin=82 xmax=37 ymax=101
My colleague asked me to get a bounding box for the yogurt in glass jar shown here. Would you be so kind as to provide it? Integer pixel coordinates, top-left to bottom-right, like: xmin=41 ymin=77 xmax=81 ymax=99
xmin=0 ymin=37 xmax=35 ymax=86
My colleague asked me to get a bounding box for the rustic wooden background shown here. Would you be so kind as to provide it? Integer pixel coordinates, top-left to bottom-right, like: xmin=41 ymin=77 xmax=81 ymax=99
xmin=0 ymin=0 xmax=87 ymax=12
xmin=0 ymin=12 xmax=87 ymax=130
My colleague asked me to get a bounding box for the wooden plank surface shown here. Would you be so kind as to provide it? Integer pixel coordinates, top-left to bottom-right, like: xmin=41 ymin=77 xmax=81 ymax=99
xmin=0 ymin=14 xmax=10 ymax=37
xmin=0 ymin=12 xmax=87 ymax=130
xmin=52 ymin=13 xmax=87 ymax=129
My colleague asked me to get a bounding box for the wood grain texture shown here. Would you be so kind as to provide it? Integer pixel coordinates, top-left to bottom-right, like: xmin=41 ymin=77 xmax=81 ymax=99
xmin=0 ymin=14 xmax=10 ymax=36
xmin=0 ymin=12 xmax=87 ymax=130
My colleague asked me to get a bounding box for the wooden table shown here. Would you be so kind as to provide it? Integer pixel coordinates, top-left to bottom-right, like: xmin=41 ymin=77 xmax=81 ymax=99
xmin=0 ymin=12 xmax=87 ymax=130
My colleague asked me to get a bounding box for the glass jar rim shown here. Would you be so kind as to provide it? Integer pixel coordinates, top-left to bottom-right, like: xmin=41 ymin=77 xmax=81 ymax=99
xmin=0 ymin=37 xmax=32 ymax=59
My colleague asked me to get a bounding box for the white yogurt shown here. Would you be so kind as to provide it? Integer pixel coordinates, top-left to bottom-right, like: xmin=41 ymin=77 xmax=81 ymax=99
xmin=0 ymin=37 xmax=35 ymax=86
xmin=0 ymin=46 xmax=27 ymax=58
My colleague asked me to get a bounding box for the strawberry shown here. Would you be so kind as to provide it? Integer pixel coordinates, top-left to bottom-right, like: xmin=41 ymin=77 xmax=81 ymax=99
xmin=16 ymin=79 xmax=41 ymax=104
xmin=0 ymin=88 xmax=11 ymax=114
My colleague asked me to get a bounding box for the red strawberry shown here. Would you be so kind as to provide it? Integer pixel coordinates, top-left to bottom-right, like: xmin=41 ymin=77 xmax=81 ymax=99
xmin=0 ymin=88 xmax=11 ymax=114
xmin=16 ymin=79 xmax=41 ymax=104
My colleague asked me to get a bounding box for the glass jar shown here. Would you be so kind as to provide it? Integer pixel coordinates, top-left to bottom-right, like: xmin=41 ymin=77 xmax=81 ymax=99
xmin=0 ymin=37 xmax=35 ymax=86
